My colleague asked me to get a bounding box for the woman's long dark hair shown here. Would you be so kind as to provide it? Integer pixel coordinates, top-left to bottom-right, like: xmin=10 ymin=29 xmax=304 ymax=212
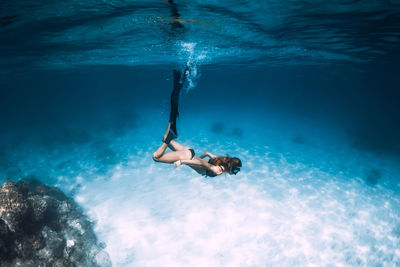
xmin=209 ymin=156 xmax=242 ymax=174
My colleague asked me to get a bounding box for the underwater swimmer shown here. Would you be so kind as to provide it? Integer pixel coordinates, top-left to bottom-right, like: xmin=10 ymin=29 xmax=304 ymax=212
xmin=152 ymin=69 xmax=242 ymax=177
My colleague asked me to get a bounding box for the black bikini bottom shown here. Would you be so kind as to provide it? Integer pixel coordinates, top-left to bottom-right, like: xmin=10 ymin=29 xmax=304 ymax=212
xmin=188 ymin=148 xmax=195 ymax=159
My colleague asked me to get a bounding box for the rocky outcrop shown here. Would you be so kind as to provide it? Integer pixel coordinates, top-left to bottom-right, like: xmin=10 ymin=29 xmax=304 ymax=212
xmin=0 ymin=179 xmax=111 ymax=267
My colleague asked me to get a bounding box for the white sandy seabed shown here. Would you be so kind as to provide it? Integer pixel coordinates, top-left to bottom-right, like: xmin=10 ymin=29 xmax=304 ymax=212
xmin=4 ymin=110 xmax=400 ymax=266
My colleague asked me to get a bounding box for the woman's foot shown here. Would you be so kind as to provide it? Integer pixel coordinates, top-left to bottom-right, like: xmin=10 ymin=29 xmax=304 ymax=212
xmin=162 ymin=123 xmax=177 ymax=144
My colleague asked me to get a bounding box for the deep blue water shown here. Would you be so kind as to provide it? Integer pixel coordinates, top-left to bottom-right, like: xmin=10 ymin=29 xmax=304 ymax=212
xmin=1 ymin=1 xmax=400 ymax=266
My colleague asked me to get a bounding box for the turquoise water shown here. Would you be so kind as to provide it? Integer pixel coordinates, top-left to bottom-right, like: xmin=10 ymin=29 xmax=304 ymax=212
xmin=1 ymin=1 xmax=400 ymax=266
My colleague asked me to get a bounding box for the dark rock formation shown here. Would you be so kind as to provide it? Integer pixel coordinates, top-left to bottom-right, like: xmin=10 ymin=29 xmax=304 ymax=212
xmin=211 ymin=122 xmax=224 ymax=134
xmin=366 ymin=169 xmax=382 ymax=185
xmin=292 ymin=135 xmax=306 ymax=145
xmin=231 ymin=128 xmax=243 ymax=138
xmin=0 ymin=179 xmax=111 ymax=267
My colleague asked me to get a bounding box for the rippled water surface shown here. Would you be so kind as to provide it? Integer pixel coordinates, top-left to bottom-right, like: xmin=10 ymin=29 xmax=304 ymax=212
xmin=1 ymin=0 xmax=400 ymax=70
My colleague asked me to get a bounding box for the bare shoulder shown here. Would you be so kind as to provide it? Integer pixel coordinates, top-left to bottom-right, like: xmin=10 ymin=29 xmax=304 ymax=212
xmin=210 ymin=165 xmax=223 ymax=175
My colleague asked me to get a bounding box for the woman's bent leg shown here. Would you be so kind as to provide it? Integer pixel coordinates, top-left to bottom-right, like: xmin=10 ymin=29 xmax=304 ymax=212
xmin=153 ymin=143 xmax=168 ymax=161
xmin=168 ymin=140 xmax=189 ymax=151
xmin=154 ymin=150 xmax=191 ymax=163
xmin=153 ymin=142 xmax=192 ymax=163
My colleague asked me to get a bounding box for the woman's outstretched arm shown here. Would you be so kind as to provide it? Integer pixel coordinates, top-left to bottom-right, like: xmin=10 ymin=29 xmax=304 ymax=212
xmin=179 ymin=158 xmax=210 ymax=168
xmin=175 ymin=158 xmax=222 ymax=175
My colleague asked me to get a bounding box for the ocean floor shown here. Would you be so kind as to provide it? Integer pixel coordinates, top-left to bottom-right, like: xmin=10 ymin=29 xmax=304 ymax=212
xmin=1 ymin=108 xmax=400 ymax=266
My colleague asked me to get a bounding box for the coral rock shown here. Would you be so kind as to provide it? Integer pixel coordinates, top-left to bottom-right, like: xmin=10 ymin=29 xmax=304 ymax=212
xmin=0 ymin=179 xmax=111 ymax=266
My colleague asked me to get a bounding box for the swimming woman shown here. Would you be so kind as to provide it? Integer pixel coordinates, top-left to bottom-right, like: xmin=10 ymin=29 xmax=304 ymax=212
xmin=152 ymin=69 xmax=242 ymax=177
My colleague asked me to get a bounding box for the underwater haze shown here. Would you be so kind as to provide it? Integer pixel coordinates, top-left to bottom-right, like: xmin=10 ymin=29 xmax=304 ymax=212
xmin=1 ymin=0 xmax=400 ymax=266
